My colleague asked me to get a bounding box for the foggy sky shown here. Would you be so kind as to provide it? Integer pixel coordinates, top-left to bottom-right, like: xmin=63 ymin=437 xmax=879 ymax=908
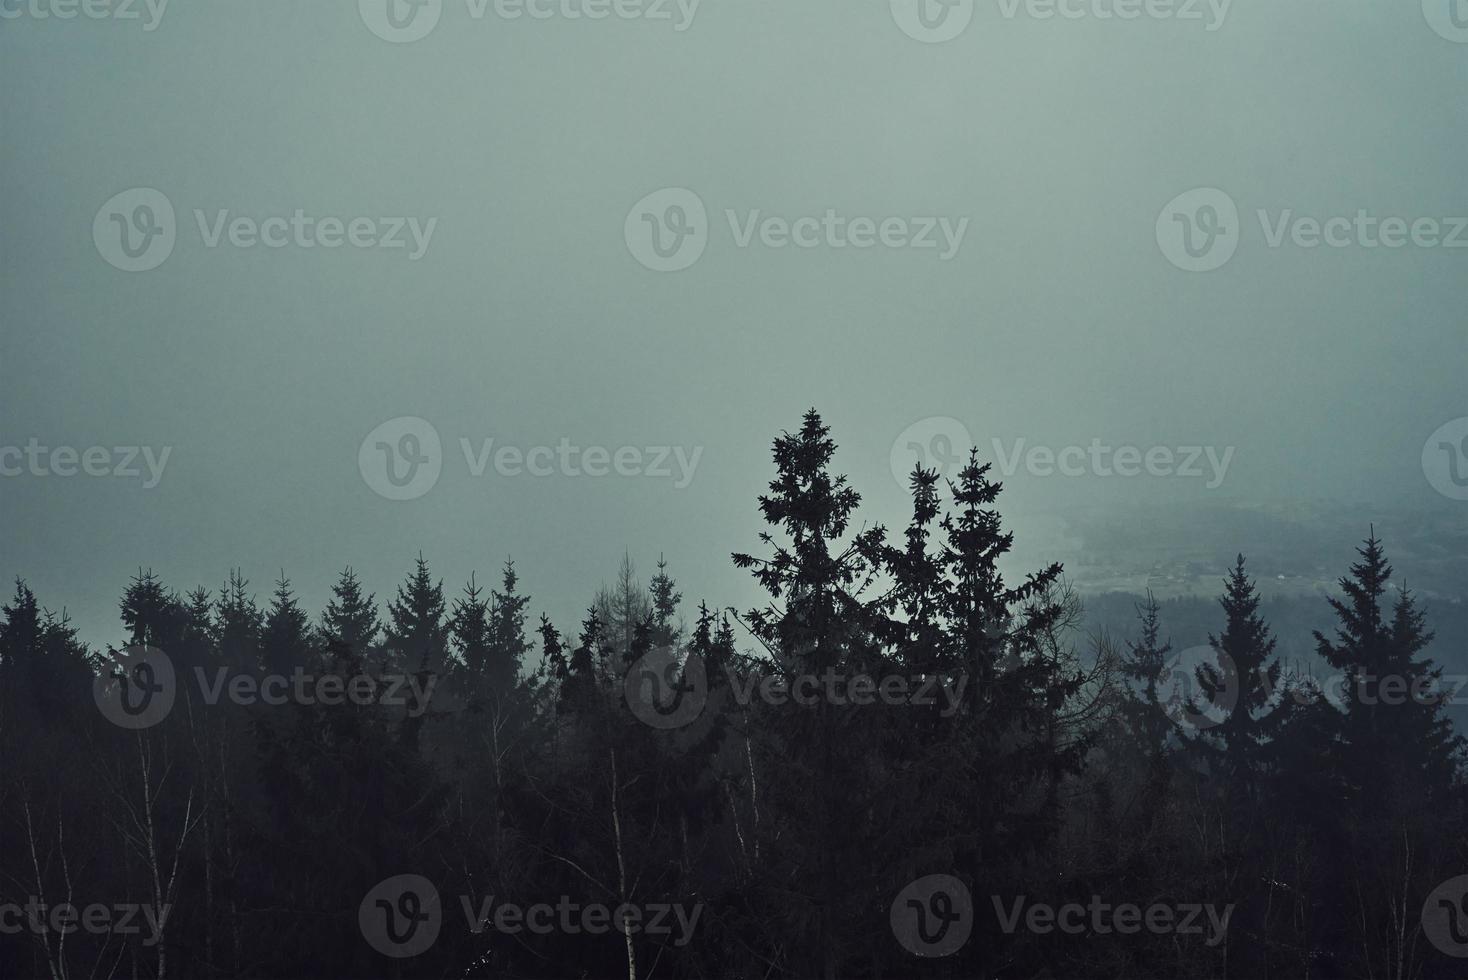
xmin=3 ymin=0 xmax=1465 ymax=649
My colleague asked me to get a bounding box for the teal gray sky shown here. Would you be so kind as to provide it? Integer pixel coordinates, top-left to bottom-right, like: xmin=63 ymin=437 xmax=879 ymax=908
xmin=3 ymin=0 xmax=1465 ymax=647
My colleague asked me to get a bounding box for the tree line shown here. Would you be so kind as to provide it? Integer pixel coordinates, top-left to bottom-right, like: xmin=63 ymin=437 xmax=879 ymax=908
xmin=2 ymin=409 xmax=1465 ymax=978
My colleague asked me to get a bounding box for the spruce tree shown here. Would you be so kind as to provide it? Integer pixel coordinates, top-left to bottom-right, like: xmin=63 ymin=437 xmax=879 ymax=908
xmin=260 ymin=574 xmax=311 ymax=675
xmin=649 ymin=554 xmax=683 ymax=649
xmin=384 ymin=554 xmax=448 ymax=674
xmin=1314 ymin=531 xmax=1462 ymax=805
xmin=1191 ymin=555 xmax=1283 ymax=780
xmin=1119 ymin=591 xmax=1174 ymax=766
xmin=449 ymin=572 xmax=492 ymax=683
xmin=488 ymin=558 xmax=532 ymax=692
xmin=318 ymin=567 xmax=380 ymax=658
xmin=215 ymin=569 xmax=261 ymax=667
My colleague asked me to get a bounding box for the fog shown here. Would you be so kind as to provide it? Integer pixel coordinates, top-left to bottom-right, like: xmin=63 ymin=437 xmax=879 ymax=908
xmin=3 ymin=0 xmax=1465 ymax=648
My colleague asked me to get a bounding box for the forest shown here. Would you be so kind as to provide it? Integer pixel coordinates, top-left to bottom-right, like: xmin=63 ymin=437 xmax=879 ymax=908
xmin=2 ymin=410 xmax=1465 ymax=979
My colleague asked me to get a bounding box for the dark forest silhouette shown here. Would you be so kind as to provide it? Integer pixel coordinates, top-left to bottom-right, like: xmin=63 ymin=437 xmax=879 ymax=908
xmin=2 ymin=410 xmax=1465 ymax=979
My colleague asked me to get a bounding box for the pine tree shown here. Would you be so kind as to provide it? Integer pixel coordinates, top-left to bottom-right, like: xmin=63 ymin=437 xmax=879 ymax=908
xmin=318 ymin=567 xmax=380 ymax=658
xmin=182 ymin=587 xmax=216 ymax=651
xmin=120 ymin=568 xmax=187 ymax=649
xmin=260 ymin=574 xmax=311 ymax=674
xmin=649 ymin=554 xmax=683 ymax=649
xmin=488 ymin=558 xmax=532 ymax=692
xmin=215 ymin=569 xmax=261 ymax=667
xmin=538 ymin=614 xmax=566 ymax=687
xmin=595 ymin=552 xmax=651 ymax=662
xmin=1119 ymin=591 xmax=1174 ymax=765
xmin=384 ymin=554 xmax=448 ymax=674
xmin=1314 ymin=531 xmax=1462 ymax=805
xmin=449 ymin=572 xmax=492 ymax=681
xmin=1190 ymin=555 xmax=1283 ymax=779
xmin=732 ymin=409 xmax=884 ymax=673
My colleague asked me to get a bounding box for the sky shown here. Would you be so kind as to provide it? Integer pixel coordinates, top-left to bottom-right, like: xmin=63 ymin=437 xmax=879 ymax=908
xmin=2 ymin=0 xmax=1465 ymax=650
